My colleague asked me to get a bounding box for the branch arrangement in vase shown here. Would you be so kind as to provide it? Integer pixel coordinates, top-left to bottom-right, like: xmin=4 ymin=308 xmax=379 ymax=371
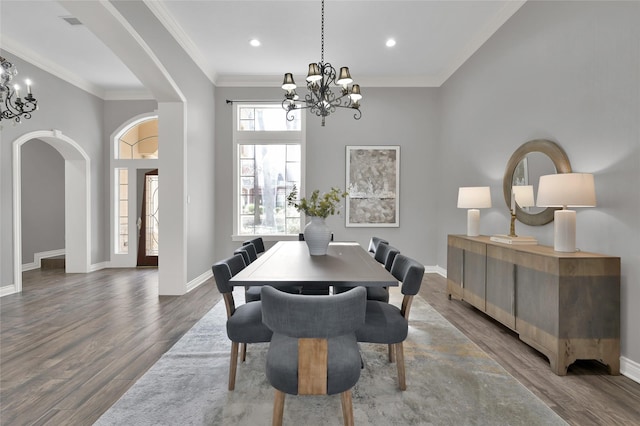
xmin=286 ymin=184 xmax=348 ymax=219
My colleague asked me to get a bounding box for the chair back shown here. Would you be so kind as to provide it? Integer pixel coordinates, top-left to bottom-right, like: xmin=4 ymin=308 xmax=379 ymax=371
xmin=374 ymin=243 xmax=400 ymax=272
xmin=368 ymin=236 xmax=389 ymax=254
xmin=391 ymin=255 xmax=425 ymax=296
xmin=262 ymin=286 xmax=366 ymax=339
xmin=234 ymin=243 xmax=258 ymax=265
xmin=212 ymin=254 xmax=246 ymax=294
xmin=243 ymin=237 xmax=265 ymax=254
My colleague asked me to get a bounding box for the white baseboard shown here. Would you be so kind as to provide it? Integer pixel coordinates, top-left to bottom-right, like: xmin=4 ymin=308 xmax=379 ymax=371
xmin=425 ymin=265 xmax=446 ymax=277
xmin=22 ymin=249 xmax=66 ymax=272
xmin=621 ymin=356 xmax=640 ymax=384
xmin=90 ymin=262 xmax=110 ymax=272
xmin=187 ymin=268 xmax=213 ymax=293
xmin=1 ymin=284 xmax=18 ymax=297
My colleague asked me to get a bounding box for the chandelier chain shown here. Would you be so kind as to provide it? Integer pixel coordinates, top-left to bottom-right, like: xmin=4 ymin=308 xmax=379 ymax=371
xmin=320 ymin=0 xmax=325 ymax=63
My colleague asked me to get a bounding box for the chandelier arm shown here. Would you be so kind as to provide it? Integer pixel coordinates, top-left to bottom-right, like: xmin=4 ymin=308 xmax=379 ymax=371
xmin=280 ymin=0 xmax=361 ymax=126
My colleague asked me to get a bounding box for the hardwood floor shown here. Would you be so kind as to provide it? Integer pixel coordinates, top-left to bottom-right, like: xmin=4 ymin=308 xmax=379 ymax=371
xmin=0 ymin=268 xmax=221 ymax=425
xmin=420 ymin=274 xmax=640 ymax=425
xmin=1 ymin=269 xmax=639 ymax=425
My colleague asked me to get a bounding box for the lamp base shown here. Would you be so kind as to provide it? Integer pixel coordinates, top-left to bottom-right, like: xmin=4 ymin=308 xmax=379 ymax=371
xmin=466 ymin=209 xmax=480 ymax=237
xmin=490 ymin=234 xmax=538 ymax=245
xmin=554 ymin=209 xmax=576 ymax=252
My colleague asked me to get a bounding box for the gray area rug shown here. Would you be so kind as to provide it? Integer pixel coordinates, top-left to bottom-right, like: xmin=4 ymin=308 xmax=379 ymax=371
xmin=95 ymin=288 xmax=567 ymax=425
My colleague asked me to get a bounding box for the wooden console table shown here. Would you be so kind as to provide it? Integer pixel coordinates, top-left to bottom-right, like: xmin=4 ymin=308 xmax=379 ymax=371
xmin=447 ymin=235 xmax=620 ymax=376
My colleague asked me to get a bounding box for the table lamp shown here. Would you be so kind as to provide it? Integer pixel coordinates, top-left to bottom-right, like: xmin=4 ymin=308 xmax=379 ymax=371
xmin=457 ymin=187 xmax=492 ymax=237
xmin=536 ymin=173 xmax=596 ymax=252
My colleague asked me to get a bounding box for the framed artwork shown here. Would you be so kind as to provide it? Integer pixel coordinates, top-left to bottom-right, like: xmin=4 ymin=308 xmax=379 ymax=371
xmin=345 ymin=145 xmax=400 ymax=227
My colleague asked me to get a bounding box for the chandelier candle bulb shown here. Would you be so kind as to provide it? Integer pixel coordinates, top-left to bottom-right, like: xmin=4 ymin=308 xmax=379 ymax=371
xmin=26 ymin=79 xmax=32 ymax=95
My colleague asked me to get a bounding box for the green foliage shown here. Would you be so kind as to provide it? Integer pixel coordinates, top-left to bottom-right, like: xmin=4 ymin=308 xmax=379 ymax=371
xmin=286 ymin=184 xmax=348 ymax=219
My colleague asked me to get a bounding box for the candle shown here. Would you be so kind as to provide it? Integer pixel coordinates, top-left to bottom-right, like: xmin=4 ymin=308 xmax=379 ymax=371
xmin=14 ymin=84 xmax=20 ymax=98
xmin=25 ymin=79 xmax=32 ymax=95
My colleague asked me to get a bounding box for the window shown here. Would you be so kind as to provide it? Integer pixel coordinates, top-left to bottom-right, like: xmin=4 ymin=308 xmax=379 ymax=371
xmin=116 ymin=168 xmax=128 ymax=253
xmin=234 ymin=104 xmax=304 ymax=238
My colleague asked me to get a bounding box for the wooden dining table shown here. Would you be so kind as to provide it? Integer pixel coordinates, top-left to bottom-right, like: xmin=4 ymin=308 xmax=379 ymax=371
xmin=229 ymin=241 xmax=397 ymax=290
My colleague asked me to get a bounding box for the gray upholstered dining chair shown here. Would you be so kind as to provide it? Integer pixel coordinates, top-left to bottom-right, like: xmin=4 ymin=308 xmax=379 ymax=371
xmin=334 ymin=243 xmax=400 ymax=303
xmin=243 ymin=237 xmax=265 ymax=255
xmin=365 ymin=243 xmax=401 ymax=302
xmin=261 ymin=286 xmax=367 ymax=426
xmin=211 ymin=254 xmax=272 ymax=391
xmin=367 ymin=236 xmax=388 ymax=254
xmin=374 ymin=243 xmax=400 ymax=272
xmin=356 ymin=254 xmax=425 ymax=390
xmin=234 ymin=243 xmax=262 ymax=302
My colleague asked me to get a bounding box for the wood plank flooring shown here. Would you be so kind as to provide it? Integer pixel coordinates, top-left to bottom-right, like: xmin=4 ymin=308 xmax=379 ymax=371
xmin=1 ymin=269 xmax=639 ymax=425
xmin=419 ymin=274 xmax=640 ymax=425
xmin=1 ymin=268 xmax=221 ymax=425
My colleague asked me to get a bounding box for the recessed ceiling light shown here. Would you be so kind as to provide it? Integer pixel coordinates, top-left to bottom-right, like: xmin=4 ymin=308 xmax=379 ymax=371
xmin=386 ymin=39 xmax=396 ymax=48
xmin=250 ymin=39 xmax=261 ymax=47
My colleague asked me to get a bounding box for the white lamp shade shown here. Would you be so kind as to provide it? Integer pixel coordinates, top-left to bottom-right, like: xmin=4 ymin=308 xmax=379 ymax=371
xmin=536 ymin=173 xmax=596 ymax=208
xmin=457 ymin=187 xmax=492 ymax=209
xmin=512 ymin=185 xmax=535 ymax=207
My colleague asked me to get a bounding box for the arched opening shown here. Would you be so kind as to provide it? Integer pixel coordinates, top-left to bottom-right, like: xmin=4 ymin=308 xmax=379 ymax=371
xmin=110 ymin=113 xmax=159 ymax=268
xmin=12 ymin=130 xmax=91 ymax=295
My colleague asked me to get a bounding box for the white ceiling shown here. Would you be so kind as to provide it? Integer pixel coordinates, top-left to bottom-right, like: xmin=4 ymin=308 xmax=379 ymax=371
xmin=0 ymin=0 xmax=525 ymax=99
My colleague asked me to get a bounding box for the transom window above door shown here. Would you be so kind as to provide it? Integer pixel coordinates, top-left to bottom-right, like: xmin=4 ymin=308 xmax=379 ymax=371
xmin=117 ymin=117 xmax=158 ymax=159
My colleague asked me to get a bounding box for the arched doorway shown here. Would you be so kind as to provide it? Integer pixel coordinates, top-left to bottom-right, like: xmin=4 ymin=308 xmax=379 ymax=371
xmin=110 ymin=113 xmax=159 ymax=268
xmin=12 ymin=130 xmax=91 ymax=294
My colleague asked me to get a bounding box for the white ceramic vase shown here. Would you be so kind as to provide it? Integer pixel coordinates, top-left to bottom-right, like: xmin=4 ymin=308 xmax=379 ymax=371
xmin=303 ymin=216 xmax=331 ymax=256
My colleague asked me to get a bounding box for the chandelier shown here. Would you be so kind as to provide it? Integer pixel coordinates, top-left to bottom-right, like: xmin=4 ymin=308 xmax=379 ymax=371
xmin=1 ymin=56 xmax=38 ymax=124
xmin=281 ymin=0 xmax=362 ymax=127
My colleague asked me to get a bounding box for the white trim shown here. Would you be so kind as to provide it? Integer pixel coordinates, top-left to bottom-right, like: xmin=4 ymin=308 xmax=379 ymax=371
xmin=144 ymin=0 xmax=215 ymax=85
xmin=109 ymin=112 xmax=159 ymax=268
xmin=186 ymin=268 xmax=213 ymax=293
xmin=1 ymin=285 xmax=18 ymax=297
xmin=22 ymin=249 xmax=66 ymax=272
xmin=89 ymin=262 xmax=110 ymax=272
xmin=426 ymin=265 xmax=447 ymax=277
xmin=621 ymin=356 xmax=640 ymax=385
xmin=232 ymin=103 xmax=306 ymax=238
xmin=435 ymin=0 xmax=526 ymax=85
xmin=10 ymin=130 xmax=92 ymax=296
xmin=1 ymin=37 xmax=106 ymax=98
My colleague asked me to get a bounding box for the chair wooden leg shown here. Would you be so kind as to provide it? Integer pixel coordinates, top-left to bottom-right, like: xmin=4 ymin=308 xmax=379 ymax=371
xmin=395 ymin=342 xmax=407 ymax=391
xmin=388 ymin=344 xmax=395 ymax=363
xmin=241 ymin=343 xmax=247 ymax=362
xmin=272 ymin=389 xmax=285 ymax=426
xmin=341 ymin=390 xmax=355 ymax=426
xmin=229 ymin=341 xmax=239 ymax=391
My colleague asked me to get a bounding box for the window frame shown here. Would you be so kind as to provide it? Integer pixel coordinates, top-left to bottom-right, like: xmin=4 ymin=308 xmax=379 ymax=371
xmin=232 ymin=104 xmax=306 ymax=241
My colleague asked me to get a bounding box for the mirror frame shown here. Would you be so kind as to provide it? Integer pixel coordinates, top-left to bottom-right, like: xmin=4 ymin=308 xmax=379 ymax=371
xmin=503 ymin=139 xmax=572 ymax=226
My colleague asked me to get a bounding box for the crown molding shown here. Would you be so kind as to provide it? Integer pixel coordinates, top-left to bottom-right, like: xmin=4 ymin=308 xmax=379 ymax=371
xmin=144 ymin=0 xmax=216 ymax=85
xmin=436 ymin=0 xmax=527 ymax=85
xmin=1 ymin=36 xmax=106 ymax=99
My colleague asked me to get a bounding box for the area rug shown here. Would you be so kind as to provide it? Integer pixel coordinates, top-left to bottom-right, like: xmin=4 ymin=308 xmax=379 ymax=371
xmin=95 ymin=288 xmax=566 ymax=426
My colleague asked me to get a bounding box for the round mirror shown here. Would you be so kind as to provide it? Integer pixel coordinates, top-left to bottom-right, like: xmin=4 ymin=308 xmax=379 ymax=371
xmin=503 ymin=139 xmax=572 ymax=226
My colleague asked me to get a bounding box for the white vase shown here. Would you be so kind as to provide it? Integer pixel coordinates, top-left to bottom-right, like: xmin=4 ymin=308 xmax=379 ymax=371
xmin=303 ymin=216 xmax=331 ymax=256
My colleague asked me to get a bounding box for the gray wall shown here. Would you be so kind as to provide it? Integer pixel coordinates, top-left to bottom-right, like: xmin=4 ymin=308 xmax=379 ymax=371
xmin=1 ymin=52 xmax=105 ymax=285
xmin=438 ymin=1 xmax=640 ymax=364
xmin=214 ymin=86 xmax=440 ymax=266
xmin=111 ymin=1 xmax=217 ymax=283
xmin=21 ymin=139 xmax=65 ymax=263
